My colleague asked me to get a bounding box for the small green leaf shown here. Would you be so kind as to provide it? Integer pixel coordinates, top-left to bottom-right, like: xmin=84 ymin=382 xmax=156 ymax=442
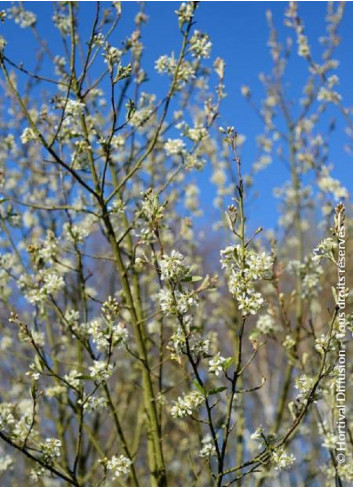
xmin=223 ymin=357 xmax=234 ymax=370
xmin=191 ymin=276 xmax=203 ymax=282
xmin=225 ymin=211 xmax=234 ymax=232
xmin=182 ymin=276 xmax=202 ymax=283
xmin=208 ymin=386 xmax=227 ymax=396
xmin=200 ymin=275 xmax=210 ymax=289
xmin=34 ymin=354 xmax=44 ymax=373
xmin=192 ymin=380 xmax=206 ymax=395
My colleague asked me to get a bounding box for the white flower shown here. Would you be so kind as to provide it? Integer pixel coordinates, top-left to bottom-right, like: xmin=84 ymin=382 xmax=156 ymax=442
xmin=313 ymin=237 xmax=337 ymax=262
xmin=315 ymin=334 xmax=330 ymax=355
xmin=245 ymin=251 xmax=273 ymax=280
xmin=297 ymin=34 xmax=310 ymax=57
xmin=155 ymin=55 xmax=172 ymax=74
xmin=104 ymin=45 xmax=122 ymax=67
xmin=220 ymin=246 xmax=272 ymax=315
xmin=164 ymin=138 xmax=185 ymax=155
xmin=250 ymin=426 xmax=264 ymax=441
xmin=65 ymin=99 xmax=86 ymax=117
xmin=211 ymin=168 xmax=227 ymax=187
xmin=208 ymin=352 xmax=231 ymax=376
xmin=214 ymin=57 xmax=225 ymax=78
xmin=271 ymin=447 xmax=295 ymax=471
xmin=42 ymin=272 xmax=65 ymax=296
xmin=21 ymin=127 xmax=36 ymax=144
xmin=40 ymin=438 xmax=61 ymax=464
xmin=7 ymin=6 xmax=36 ymax=28
xmin=0 ymin=35 xmax=6 ymax=53
xmin=89 ymin=319 xmax=128 ymax=352
xmin=321 ymin=432 xmax=338 ymax=450
xmin=240 ymin=85 xmax=251 ymax=98
xmin=237 ymin=290 xmax=264 ymax=316
xmin=283 ymin=334 xmax=295 ymax=350
xmin=171 ymin=391 xmax=204 ymax=418
xmin=160 ymin=250 xmax=188 ymax=281
xmin=159 ymin=288 xmax=198 ymax=316
xmin=317 ymin=87 xmax=341 ymax=104
xmin=89 ymin=361 xmax=113 ymax=382
xmin=318 ymin=171 xmax=348 ymax=200
xmin=189 ymin=30 xmax=212 ymax=59
xmin=78 ymin=396 xmax=107 ymax=413
xmin=64 ymin=369 xmax=83 ymax=389
xmin=111 ymin=135 xmax=125 ymax=148
xmin=0 ymin=403 xmax=15 ymax=430
xmin=186 ymin=125 xmax=208 ymax=142
xmin=25 ymin=363 xmax=41 ymax=381
xmin=253 ymin=314 xmax=281 ymax=336
xmin=295 ymin=373 xmax=314 ymax=398
xmin=106 ymin=455 xmax=132 ymax=479
xmin=175 ymin=2 xmax=194 ymax=25
xmin=0 ymin=454 xmax=13 ymax=472
xmin=199 ymin=435 xmax=216 ymax=458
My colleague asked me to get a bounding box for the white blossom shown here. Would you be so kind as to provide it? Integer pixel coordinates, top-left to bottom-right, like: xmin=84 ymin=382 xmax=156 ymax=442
xmin=40 ymin=438 xmax=61 ymax=464
xmin=171 ymin=391 xmax=204 ymax=418
xmin=208 ymin=352 xmax=231 ymax=376
xmin=189 ymin=31 xmax=212 ymax=59
xmin=271 ymin=447 xmax=296 ymax=470
xmin=164 ymin=138 xmax=185 ymax=156
xmin=160 ymin=250 xmax=188 ymax=281
xmin=175 ymin=3 xmax=194 ymax=25
xmin=106 ymin=455 xmax=132 ymax=480
xmin=199 ymin=435 xmax=216 ymax=458
xmin=89 ymin=360 xmax=113 ymax=382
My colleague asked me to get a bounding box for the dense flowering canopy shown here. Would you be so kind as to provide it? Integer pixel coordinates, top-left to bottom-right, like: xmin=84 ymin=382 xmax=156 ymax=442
xmin=0 ymin=1 xmax=352 ymax=487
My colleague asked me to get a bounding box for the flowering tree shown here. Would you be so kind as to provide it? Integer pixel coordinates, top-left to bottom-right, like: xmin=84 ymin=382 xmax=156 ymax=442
xmin=0 ymin=2 xmax=352 ymax=487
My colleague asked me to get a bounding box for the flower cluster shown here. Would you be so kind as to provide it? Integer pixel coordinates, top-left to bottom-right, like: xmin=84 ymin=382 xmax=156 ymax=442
xmin=88 ymin=319 xmax=128 ymax=352
xmin=251 ymin=313 xmax=281 ymax=339
xmin=271 ymin=448 xmax=296 ymax=471
xmin=168 ymin=329 xmax=212 ymax=362
xmin=313 ymin=237 xmax=337 ymax=263
xmin=78 ymin=396 xmax=107 ymax=413
xmin=220 ymin=245 xmax=273 ymax=315
xmin=106 ymin=455 xmax=132 ymax=480
xmin=159 ymin=288 xmax=198 ymax=316
xmin=317 ymin=87 xmax=342 ymax=104
xmin=159 ymin=250 xmax=189 ymax=281
xmin=287 ymin=257 xmax=324 ymax=299
xmin=171 ymin=391 xmax=204 ymax=418
xmin=140 ymin=190 xmax=166 ymax=223
xmin=89 ymin=361 xmax=114 ymax=382
xmin=318 ymin=168 xmax=348 ymax=201
xmin=0 ymin=403 xmax=15 ymax=431
xmin=64 ymin=369 xmax=83 ymax=390
xmin=7 ymin=5 xmax=36 ymax=28
xmin=18 ymin=270 xmax=65 ymax=305
xmin=64 ymin=99 xmax=86 ymax=118
xmin=40 ymin=438 xmax=61 ymax=465
xmin=21 ymin=127 xmax=36 ymax=144
xmin=189 ymin=30 xmax=212 ymax=59
xmin=175 ymin=2 xmax=194 ymax=26
xmin=208 ymin=352 xmax=232 ymax=376
xmin=294 ymin=373 xmax=315 ymax=400
xmin=199 ymin=435 xmax=216 ymax=458
xmin=164 ymin=138 xmax=186 ymax=156
xmin=155 ymin=54 xmax=195 ymax=85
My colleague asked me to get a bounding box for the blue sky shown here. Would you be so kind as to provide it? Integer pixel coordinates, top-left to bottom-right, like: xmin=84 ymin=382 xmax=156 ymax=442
xmin=1 ymin=1 xmax=352 ymax=232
